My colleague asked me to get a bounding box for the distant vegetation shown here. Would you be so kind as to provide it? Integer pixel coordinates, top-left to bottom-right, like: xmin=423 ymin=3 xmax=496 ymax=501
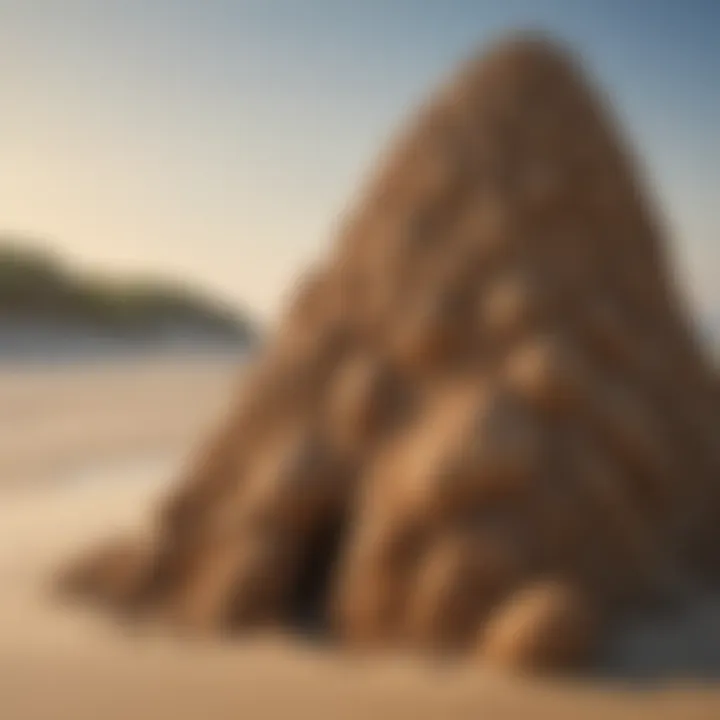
xmin=0 ymin=238 xmax=257 ymax=345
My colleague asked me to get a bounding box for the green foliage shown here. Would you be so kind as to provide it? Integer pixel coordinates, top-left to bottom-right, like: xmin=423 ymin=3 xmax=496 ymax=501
xmin=0 ymin=238 xmax=256 ymax=341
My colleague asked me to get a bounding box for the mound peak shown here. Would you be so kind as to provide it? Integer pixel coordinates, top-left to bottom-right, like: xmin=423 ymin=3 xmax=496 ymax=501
xmin=57 ymin=35 xmax=720 ymax=674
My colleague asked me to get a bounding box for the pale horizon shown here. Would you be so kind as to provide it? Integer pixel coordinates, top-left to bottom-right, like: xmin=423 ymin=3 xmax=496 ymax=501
xmin=2 ymin=1 xmax=718 ymax=324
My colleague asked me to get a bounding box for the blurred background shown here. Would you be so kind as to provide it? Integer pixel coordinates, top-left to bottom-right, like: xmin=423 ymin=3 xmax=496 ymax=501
xmin=2 ymin=0 xmax=719 ymax=332
xmin=0 ymin=2 xmax=718 ymax=719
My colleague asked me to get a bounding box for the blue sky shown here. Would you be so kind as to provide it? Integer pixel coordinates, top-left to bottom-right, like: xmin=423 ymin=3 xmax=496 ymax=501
xmin=2 ymin=0 xmax=718 ymax=320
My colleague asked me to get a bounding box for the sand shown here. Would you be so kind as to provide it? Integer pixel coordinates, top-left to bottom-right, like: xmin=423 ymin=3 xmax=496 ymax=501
xmin=0 ymin=355 xmax=719 ymax=719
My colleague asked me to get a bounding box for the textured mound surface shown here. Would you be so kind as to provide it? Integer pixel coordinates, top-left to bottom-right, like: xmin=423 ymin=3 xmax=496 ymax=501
xmin=57 ymin=35 xmax=720 ymax=673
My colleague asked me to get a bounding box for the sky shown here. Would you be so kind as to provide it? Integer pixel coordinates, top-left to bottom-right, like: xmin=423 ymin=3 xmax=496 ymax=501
xmin=2 ymin=0 xmax=718 ymax=322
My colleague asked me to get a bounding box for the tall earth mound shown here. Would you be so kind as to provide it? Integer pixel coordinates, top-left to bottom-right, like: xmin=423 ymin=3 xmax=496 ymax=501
xmin=57 ymin=35 xmax=720 ymax=673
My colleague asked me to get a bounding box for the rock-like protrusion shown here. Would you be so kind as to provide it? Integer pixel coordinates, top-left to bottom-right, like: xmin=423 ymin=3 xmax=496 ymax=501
xmin=478 ymin=580 xmax=599 ymax=673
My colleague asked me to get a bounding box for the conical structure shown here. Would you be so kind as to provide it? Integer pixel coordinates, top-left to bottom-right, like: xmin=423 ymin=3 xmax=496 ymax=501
xmin=57 ymin=35 xmax=720 ymax=673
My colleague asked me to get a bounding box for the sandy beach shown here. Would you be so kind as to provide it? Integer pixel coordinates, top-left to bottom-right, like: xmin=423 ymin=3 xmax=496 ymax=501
xmin=1 ymin=355 xmax=719 ymax=720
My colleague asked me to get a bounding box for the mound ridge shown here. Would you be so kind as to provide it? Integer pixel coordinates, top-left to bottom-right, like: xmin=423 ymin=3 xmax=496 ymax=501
xmin=57 ymin=34 xmax=720 ymax=673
